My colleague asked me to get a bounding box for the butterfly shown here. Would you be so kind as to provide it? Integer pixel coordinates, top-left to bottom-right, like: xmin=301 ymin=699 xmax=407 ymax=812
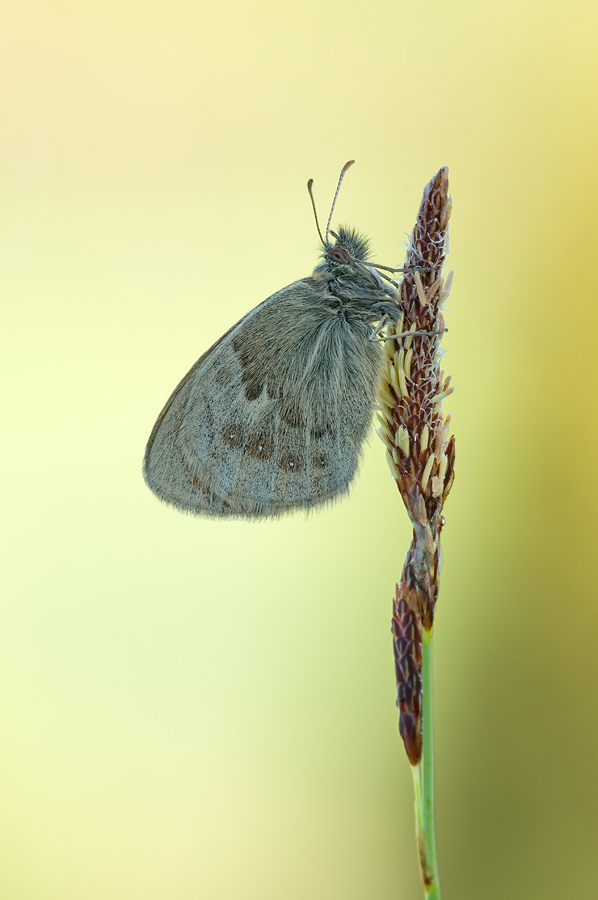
xmin=143 ymin=161 xmax=405 ymax=518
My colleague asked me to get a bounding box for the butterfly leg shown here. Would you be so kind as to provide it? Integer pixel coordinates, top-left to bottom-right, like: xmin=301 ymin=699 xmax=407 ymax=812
xmin=375 ymin=327 xmax=448 ymax=343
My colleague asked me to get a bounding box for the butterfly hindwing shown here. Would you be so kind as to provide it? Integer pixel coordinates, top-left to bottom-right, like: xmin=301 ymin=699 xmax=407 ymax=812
xmin=143 ymin=279 xmax=383 ymax=518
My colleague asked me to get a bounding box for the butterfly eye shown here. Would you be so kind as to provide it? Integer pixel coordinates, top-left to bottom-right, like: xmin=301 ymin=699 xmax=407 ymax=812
xmin=327 ymin=246 xmax=351 ymax=264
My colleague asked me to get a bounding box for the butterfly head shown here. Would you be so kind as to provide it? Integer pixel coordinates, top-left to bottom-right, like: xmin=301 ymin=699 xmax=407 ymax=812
xmin=311 ymin=223 xmax=399 ymax=318
xmin=314 ymin=224 xmax=382 ymax=286
xmin=307 ymin=162 xmax=400 ymax=309
xmin=323 ymin=225 xmax=372 ymax=267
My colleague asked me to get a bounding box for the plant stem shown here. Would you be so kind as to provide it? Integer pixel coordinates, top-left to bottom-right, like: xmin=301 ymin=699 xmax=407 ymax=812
xmin=420 ymin=627 xmax=441 ymax=899
xmin=411 ymin=762 xmax=424 ymax=851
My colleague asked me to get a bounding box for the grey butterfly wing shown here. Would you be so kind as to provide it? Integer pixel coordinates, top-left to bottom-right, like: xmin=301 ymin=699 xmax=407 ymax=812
xmin=143 ymin=278 xmax=382 ymax=518
xmin=143 ymin=315 xmax=248 ymax=517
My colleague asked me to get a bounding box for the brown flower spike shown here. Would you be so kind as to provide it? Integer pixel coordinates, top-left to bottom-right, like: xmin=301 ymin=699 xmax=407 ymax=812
xmin=378 ymin=168 xmax=455 ymax=765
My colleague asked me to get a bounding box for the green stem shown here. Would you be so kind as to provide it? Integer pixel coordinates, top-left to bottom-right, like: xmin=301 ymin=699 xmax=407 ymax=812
xmin=420 ymin=627 xmax=441 ymax=899
xmin=411 ymin=763 xmax=423 ymax=837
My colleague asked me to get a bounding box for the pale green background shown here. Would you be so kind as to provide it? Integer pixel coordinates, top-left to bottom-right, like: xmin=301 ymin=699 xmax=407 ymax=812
xmin=2 ymin=1 xmax=597 ymax=898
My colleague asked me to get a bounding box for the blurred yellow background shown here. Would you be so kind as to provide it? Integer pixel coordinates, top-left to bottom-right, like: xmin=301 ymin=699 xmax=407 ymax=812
xmin=2 ymin=1 xmax=597 ymax=898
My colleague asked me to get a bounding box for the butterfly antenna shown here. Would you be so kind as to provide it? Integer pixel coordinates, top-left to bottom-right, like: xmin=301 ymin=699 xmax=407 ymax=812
xmin=307 ymin=178 xmax=326 ymax=246
xmin=325 ymin=159 xmax=355 ymax=244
